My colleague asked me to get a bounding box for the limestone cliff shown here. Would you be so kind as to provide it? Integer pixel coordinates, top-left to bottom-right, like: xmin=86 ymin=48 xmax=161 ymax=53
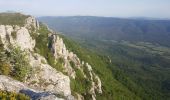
xmin=0 ymin=13 xmax=102 ymax=100
xmin=0 ymin=16 xmax=72 ymax=100
xmin=50 ymin=34 xmax=102 ymax=100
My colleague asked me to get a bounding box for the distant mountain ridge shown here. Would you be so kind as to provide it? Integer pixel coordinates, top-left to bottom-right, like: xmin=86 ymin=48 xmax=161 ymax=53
xmin=38 ymin=16 xmax=170 ymax=100
xmin=38 ymin=16 xmax=170 ymax=47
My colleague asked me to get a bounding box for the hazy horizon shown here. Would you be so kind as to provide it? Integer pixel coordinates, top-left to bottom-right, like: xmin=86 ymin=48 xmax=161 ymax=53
xmin=0 ymin=0 xmax=170 ymax=19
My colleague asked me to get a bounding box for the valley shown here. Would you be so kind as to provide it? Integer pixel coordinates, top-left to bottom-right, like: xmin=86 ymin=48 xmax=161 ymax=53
xmin=39 ymin=16 xmax=170 ymax=100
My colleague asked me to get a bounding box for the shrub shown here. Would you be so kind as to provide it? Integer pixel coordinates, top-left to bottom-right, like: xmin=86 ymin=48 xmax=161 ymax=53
xmin=35 ymin=24 xmax=65 ymax=72
xmin=9 ymin=47 xmax=32 ymax=82
xmin=11 ymin=31 xmax=17 ymax=39
xmin=70 ymin=61 xmax=76 ymax=69
xmin=0 ymin=63 xmax=11 ymax=75
xmin=41 ymin=59 xmax=46 ymax=64
xmin=0 ymin=40 xmax=11 ymax=76
xmin=71 ymin=68 xmax=92 ymax=95
xmin=0 ymin=90 xmax=30 ymax=100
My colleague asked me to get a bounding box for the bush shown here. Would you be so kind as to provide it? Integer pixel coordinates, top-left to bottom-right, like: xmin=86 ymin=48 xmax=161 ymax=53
xmin=70 ymin=68 xmax=92 ymax=96
xmin=35 ymin=24 xmax=65 ymax=72
xmin=0 ymin=40 xmax=11 ymax=76
xmin=9 ymin=47 xmax=32 ymax=82
xmin=0 ymin=63 xmax=11 ymax=75
xmin=11 ymin=31 xmax=17 ymax=39
xmin=0 ymin=90 xmax=30 ymax=100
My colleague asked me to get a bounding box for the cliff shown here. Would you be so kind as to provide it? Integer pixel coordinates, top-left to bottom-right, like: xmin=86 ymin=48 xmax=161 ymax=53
xmin=0 ymin=13 xmax=102 ymax=100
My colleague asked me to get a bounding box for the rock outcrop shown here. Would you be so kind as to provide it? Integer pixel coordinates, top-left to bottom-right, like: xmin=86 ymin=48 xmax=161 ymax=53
xmin=50 ymin=34 xmax=102 ymax=100
xmin=25 ymin=16 xmax=39 ymax=30
xmin=0 ymin=75 xmax=64 ymax=100
xmin=0 ymin=16 xmax=73 ymax=100
xmin=50 ymin=34 xmax=77 ymax=78
xmin=0 ymin=14 xmax=102 ymax=100
xmin=27 ymin=53 xmax=72 ymax=98
xmin=0 ymin=25 xmax=35 ymax=51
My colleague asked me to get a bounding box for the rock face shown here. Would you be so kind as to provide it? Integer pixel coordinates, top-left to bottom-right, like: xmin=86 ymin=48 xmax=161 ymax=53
xmin=0 ymin=14 xmax=102 ymax=100
xmin=50 ymin=34 xmax=102 ymax=100
xmin=0 ymin=16 xmax=73 ymax=100
xmin=50 ymin=34 xmax=76 ymax=78
xmin=27 ymin=53 xmax=72 ymax=97
xmin=16 ymin=27 xmax=35 ymax=51
xmin=0 ymin=25 xmax=35 ymax=51
xmin=86 ymin=63 xmax=102 ymax=95
xmin=25 ymin=16 xmax=39 ymax=30
xmin=0 ymin=75 xmax=64 ymax=100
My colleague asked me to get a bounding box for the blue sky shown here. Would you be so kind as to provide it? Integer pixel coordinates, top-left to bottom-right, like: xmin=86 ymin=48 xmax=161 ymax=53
xmin=0 ymin=0 xmax=170 ymax=18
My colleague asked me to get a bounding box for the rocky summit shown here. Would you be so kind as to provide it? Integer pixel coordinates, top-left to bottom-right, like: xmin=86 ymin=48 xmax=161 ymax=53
xmin=0 ymin=13 xmax=102 ymax=100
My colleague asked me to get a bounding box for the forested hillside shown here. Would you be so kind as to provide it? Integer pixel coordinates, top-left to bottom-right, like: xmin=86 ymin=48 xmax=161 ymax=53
xmin=39 ymin=16 xmax=170 ymax=47
xmin=39 ymin=16 xmax=170 ymax=100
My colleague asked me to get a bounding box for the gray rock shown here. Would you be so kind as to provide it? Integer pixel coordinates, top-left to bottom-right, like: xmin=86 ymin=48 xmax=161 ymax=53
xmin=50 ymin=34 xmax=103 ymax=100
xmin=0 ymin=15 xmax=103 ymax=100
xmin=0 ymin=75 xmax=64 ymax=100
xmin=25 ymin=16 xmax=39 ymax=30
xmin=28 ymin=53 xmax=72 ymax=98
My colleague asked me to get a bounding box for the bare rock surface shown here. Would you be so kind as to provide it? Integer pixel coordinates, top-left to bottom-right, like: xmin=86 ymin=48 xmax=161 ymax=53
xmin=27 ymin=53 xmax=72 ymax=98
xmin=0 ymin=75 xmax=64 ymax=100
xmin=51 ymin=34 xmax=103 ymax=100
xmin=25 ymin=16 xmax=39 ymax=30
xmin=16 ymin=27 xmax=35 ymax=51
xmin=0 ymin=14 xmax=102 ymax=100
xmin=0 ymin=16 xmax=73 ymax=100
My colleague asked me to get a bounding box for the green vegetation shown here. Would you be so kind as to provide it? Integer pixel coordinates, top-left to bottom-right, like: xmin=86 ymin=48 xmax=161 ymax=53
xmin=0 ymin=38 xmax=32 ymax=81
xmin=34 ymin=24 xmax=64 ymax=72
xmin=42 ymin=16 xmax=170 ymax=99
xmin=33 ymin=25 xmax=99 ymax=99
xmin=70 ymin=68 xmax=92 ymax=94
xmin=69 ymin=61 xmax=76 ymax=69
xmin=0 ymin=62 xmax=11 ymax=76
xmin=11 ymin=31 xmax=17 ymax=39
xmin=82 ymin=64 xmax=91 ymax=78
xmin=55 ymin=58 xmax=65 ymax=71
xmin=9 ymin=47 xmax=32 ymax=81
xmin=78 ymin=39 xmax=170 ymax=100
xmin=60 ymin=35 xmax=141 ymax=100
xmin=0 ymin=12 xmax=29 ymax=26
xmin=39 ymin=16 xmax=170 ymax=47
xmin=0 ymin=90 xmax=30 ymax=100
xmin=0 ymin=39 xmax=11 ymax=76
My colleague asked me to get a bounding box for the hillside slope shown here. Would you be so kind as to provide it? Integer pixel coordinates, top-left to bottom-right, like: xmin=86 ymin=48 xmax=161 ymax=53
xmin=38 ymin=16 xmax=170 ymax=47
xmin=39 ymin=16 xmax=170 ymax=100
xmin=0 ymin=13 xmax=143 ymax=100
xmin=0 ymin=13 xmax=103 ymax=100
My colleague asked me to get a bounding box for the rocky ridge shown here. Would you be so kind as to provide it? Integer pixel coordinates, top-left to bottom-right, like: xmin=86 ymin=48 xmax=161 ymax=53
xmin=50 ymin=34 xmax=102 ymax=99
xmin=0 ymin=14 xmax=102 ymax=100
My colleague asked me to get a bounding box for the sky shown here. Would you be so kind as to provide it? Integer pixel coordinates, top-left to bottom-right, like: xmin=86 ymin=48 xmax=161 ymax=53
xmin=0 ymin=0 xmax=170 ymax=18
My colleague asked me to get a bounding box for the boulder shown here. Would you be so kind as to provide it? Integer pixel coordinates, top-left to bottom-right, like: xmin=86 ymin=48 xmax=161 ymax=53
xmin=0 ymin=75 xmax=64 ymax=100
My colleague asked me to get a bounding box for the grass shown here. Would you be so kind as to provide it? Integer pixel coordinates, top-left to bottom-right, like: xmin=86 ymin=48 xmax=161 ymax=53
xmin=0 ymin=12 xmax=29 ymax=26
